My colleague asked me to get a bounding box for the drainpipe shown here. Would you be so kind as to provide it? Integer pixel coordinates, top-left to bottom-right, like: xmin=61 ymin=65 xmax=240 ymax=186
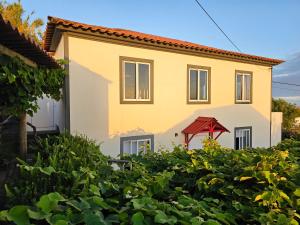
xmin=270 ymin=67 xmax=273 ymax=148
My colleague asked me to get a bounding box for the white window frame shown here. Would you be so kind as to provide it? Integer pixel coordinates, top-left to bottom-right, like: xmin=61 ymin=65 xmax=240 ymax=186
xmin=235 ymin=127 xmax=252 ymax=150
xmin=188 ymin=68 xmax=209 ymax=102
xmin=235 ymin=72 xmax=252 ymax=103
xmin=120 ymin=135 xmax=154 ymax=155
xmin=123 ymin=139 xmax=151 ymax=155
xmin=123 ymin=60 xmax=151 ymax=102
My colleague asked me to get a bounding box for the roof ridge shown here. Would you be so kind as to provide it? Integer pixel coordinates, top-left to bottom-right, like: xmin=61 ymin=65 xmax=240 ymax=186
xmin=44 ymin=16 xmax=284 ymax=66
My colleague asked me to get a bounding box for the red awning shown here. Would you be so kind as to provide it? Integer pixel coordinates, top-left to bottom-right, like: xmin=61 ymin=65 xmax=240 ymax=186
xmin=182 ymin=116 xmax=229 ymax=148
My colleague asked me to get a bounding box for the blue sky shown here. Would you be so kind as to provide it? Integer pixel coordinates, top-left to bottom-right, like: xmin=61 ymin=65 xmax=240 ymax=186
xmin=10 ymin=0 xmax=300 ymax=104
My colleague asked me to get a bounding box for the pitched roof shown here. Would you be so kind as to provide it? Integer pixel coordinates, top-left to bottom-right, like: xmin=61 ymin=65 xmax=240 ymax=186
xmin=44 ymin=16 xmax=284 ymax=66
xmin=0 ymin=14 xmax=58 ymax=68
xmin=182 ymin=117 xmax=229 ymax=135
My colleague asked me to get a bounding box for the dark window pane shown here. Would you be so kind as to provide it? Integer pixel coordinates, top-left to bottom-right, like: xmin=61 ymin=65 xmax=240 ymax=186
xmin=243 ymin=130 xmax=247 ymax=148
xmin=235 ymin=137 xmax=240 ymax=150
xmin=189 ymin=70 xmax=198 ymax=100
xmin=138 ymin=64 xmax=150 ymax=99
xmin=131 ymin=141 xmax=137 ymax=155
xmin=200 ymin=70 xmax=208 ymax=100
xmin=236 ymin=75 xmax=243 ymax=100
xmin=123 ymin=141 xmax=131 ymax=154
xmin=124 ymin=62 xmax=136 ymax=99
xmin=244 ymin=75 xmax=251 ymax=101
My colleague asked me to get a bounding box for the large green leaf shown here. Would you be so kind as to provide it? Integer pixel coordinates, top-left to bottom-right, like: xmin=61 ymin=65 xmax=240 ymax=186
xmin=190 ymin=216 xmax=205 ymax=225
xmin=0 ymin=210 xmax=8 ymax=221
xmin=27 ymin=208 xmax=48 ymax=220
xmin=37 ymin=192 xmax=64 ymax=213
xmin=39 ymin=166 xmax=56 ymax=175
xmin=154 ymin=210 xmax=177 ymax=224
xmin=294 ymin=188 xmax=300 ymax=197
xmin=37 ymin=195 xmax=57 ymax=213
xmin=276 ymin=214 xmax=289 ymax=225
xmin=131 ymin=212 xmax=144 ymax=225
xmin=83 ymin=211 xmax=106 ymax=225
xmin=203 ymin=219 xmax=221 ymax=225
xmin=48 ymin=214 xmax=68 ymax=225
xmin=7 ymin=206 xmax=30 ymax=225
xmin=54 ymin=220 xmax=69 ymax=225
xmin=92 ymin=196 xmax=109 ymax=209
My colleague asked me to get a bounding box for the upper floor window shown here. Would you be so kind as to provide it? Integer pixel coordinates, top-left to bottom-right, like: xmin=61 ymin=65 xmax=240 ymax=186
xmin=187 ymin=65 xmax=211 ymax=104
xmin=120 ymin=56 xmax=153 ymax=104
xmin=235 ymin=127 xmax=252 ymax=150
xmin=235 ymin=71 xmax=252 ymax=103
xmin=120 ymin=135 xmax=154 ymax=155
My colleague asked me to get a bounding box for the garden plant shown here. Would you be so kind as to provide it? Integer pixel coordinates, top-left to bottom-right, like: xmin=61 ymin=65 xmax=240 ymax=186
xmin=0 ymin=135 xmax=299 ymax=225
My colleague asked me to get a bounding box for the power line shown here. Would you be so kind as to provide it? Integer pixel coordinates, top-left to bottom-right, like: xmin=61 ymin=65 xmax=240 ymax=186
xmin=273 ymin=81 xmax=300 ymax=87
xmin=193 ymin=0 xmax=242 ymax=52
xmin=192 ymin=1 xmax=300 ymax=89
xmin=273 ymin=86 xmax=300 ymax=92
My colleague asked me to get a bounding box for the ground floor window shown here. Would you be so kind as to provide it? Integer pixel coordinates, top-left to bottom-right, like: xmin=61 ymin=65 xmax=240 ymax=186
xmin=120 ymin=135 xmax=154 ymax=155
xmin=235 ymin=127 xmax=252 ymax=150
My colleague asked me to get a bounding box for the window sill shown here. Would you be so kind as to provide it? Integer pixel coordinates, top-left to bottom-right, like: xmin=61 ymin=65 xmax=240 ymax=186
xmin=187 ymin=100 xmax=210 ymax=104
xmin=120 ymin=100 xmax=153 ymax=104
xmin=235 ymin=101 xmax=252 ymax=104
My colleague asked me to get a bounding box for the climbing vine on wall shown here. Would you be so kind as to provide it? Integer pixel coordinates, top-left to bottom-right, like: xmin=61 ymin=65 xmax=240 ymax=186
xmin=0 ymin=54 xmax=66 ymax=117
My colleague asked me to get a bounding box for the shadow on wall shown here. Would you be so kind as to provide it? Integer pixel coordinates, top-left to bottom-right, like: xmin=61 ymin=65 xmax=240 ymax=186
xmin=161 ymin=105 xmax=271 ymax=150
xmin=69 ymin=61 xmax=111 ymax=143
xmin=102 ymin=105 xmax=271 ymax=156
xmin=69 ymin=61 xmax=271 ymax=157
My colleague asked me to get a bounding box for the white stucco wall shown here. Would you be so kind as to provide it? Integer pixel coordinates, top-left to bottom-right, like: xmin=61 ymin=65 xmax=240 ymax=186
xmin=271 ymin=112 xmax=282 ymax=146
xmin=27 ymin=37 xmax=65 ymax=132
xmin=27 ymin=96 xmax=57 ymax=131
xmin=66 ymin=34 xmax=272 ymax=157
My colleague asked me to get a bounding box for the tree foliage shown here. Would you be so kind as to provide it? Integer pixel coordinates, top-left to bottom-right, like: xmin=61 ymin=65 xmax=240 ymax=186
xmin=0 ymin=55 xmax=66 ymax=117
xmin=272 ymin=98 xmax=300 ymax=131
xmin=0 ymin=0 xmax=44 ymax=43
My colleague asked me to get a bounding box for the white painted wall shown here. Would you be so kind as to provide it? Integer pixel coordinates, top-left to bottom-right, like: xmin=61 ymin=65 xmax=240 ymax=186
xmin=188 ymin=133 xmax=207 ymax=150
xmin=64 ymin=34 xmax=272 ymax=157
xmin=27 ymin=96 xmax=55 ymax=131
xmin=27 ymin=37 xmax=65 ymax=132
xmin=271 ymin=112 xmax=282 ymax=146
xmin=27 ymin=95 xmax=64 ymax=132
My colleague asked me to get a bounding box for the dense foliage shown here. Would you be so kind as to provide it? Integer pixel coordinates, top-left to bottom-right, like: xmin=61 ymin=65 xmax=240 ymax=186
xmin=3 ymin=134 xmax=113 ymax=206
xmin=0 ymin=0 xmax=44 ymax=43
xmin=0 ymin=135 xmax=300 ymax=225
xmin=0 ymin=55 xmax=66 ymax=117
xmin=272 ymin=98 xmax=300 ymax=132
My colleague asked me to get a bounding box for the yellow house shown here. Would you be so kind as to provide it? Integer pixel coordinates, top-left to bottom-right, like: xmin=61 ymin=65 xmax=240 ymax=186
xmin=42 ymin=16 xmax=283 ymax=157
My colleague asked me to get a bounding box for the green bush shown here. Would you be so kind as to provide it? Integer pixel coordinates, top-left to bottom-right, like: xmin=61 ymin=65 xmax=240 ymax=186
xmin=3 ymin=133 xmax=113 ymax=206
xmin=1 ymin=136 xmax=300 ymax=225
xmin=276 ymin=138 xmax=300 ymax=161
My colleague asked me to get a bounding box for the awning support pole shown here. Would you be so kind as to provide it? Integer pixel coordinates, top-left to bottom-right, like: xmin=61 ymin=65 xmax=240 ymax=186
xmin=214 ymin=131 xmax=224 ymax=140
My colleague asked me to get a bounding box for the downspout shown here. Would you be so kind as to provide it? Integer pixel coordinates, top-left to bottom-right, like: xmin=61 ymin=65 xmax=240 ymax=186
xmin=270 ymin=67 xmax=273 ymax=148
xmin=63 ymin=32 xmax=70 ymax=131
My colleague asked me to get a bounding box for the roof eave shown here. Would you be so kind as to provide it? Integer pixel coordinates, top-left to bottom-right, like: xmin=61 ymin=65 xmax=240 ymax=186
xmin=0 ymin=14 xmax=59 ymax=68
xmin=43 ymin=17 xmax=284 ymax=67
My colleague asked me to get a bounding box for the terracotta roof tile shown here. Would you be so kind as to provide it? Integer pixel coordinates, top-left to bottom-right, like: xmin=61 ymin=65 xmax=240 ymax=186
xmin=44 ymin=16 xmax=284 ymax=66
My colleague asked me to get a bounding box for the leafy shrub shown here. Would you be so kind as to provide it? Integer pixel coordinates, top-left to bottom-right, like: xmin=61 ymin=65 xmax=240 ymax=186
xmin=1 ymin=136 xmax=300 ymax=224
xmin=3 ymin=133 xmax=113 ymax=207
xmin=275 ymin=138 xmax=300 ymax=161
